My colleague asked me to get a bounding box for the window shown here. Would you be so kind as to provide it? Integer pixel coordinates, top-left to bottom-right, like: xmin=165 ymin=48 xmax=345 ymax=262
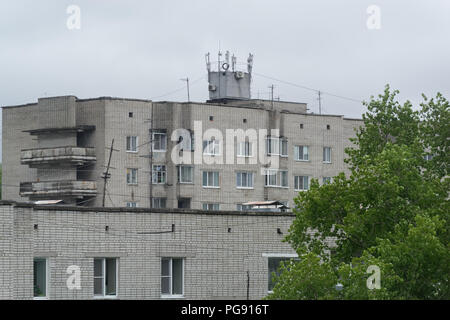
xmin=323 ymin=177 xmax=332 ymax=185
xmin=300 ymin=123 xmax=304 ymax=129
xmin=152 ymin=197 xmax=167 ymax=209
xmin=128 ymin=112 xmax=133 ymax=118
xmin=236 ymin=172 xmax=254 ymax=188
xmin=237 ymin=204 xmax=252 ymax=211
xmin=202 ymin=171 xmax=219 ymax=188
xmin=94 ymin=258 xmax=118 ymax=298
xmin=178 ymin=166 xmax=193 ymax=183
xmin=33 ymin=258 xmax=48 ymax=299
xmin=179 ymin=130 xmax=194 ymax=151
xmin=177 ymin=198 xmax=191 ymax=209
xmin=323 ymin=147 xmax=332 ymax=163
xmin=294 ymin=176 xmax=309 ymax=191
xmin=209 ymin=116 xmax=214 ymax=121
xmin=153 ymin=131 xmax=167 ymax=152
xmin=281 ymin=139 xmax=288 ymax=156
xmin=237 ymin=141 xmax=253 ymax=157
xmin=152 ymin=165 xmax=166 ymax=184
xmin=327 ymin=124 xmax=330 ymax=130
xmin=202 ymin=203 xmax=219 ymax=211
xmin=126 ymin=168 xmax=138 ymax=185
xmin=126 ymin=202 xmax=137 ymax=208
xmin=266 ymin=137 xmax=288 ymax=156
xmin=294 ymin=146 xmax=309 ymax=161
xmin=126 ymin=136 xmax=138 ymax=152
xmin=203 ymin=139 xmax=220 ymax=155
xmin=243 ymin=118 xmax=247 ymax=123
xmin=264 ymin=170 xmax=288 ymax=187
xmin=268 ymin=257 xmax=293 ymax=292
xmin=161 ymin=258 xmax=184 ymax=297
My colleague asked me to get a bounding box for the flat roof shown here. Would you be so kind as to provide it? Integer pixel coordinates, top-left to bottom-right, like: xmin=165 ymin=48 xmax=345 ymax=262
xmin=0 ymin=200 xmax=295 ymax=217
xmin=2 ymin=95 xmax=362 ymax=120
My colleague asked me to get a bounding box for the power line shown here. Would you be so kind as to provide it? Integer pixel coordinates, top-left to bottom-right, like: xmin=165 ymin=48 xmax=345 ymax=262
xmin=149 ymin=75 xmax=206 ymax=100
xmin=253 ymin=72 xmax=363 ymax=104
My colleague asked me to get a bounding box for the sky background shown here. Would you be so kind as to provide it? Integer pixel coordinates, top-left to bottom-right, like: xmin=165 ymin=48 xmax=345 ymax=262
xmin=1 ymin=0 xmax=449 ymax=160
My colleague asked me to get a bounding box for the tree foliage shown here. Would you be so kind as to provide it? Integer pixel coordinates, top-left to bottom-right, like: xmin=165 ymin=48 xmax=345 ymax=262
xmin=267 ymin=85 xmax=449 ymax=300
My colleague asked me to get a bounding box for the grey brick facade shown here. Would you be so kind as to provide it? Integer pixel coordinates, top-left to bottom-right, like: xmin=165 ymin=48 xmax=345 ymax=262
xmin=0 ymin=201 xmax=299 ymax=300
xmin=2 ymin=96 xmax=362 ymax=210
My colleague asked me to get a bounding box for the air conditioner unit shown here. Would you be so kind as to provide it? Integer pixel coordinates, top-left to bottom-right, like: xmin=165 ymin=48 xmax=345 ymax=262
xmin=208 ymin=84 xmax=217 ymax=91
xmin=235 ymin=71 xmax=244 ymax=79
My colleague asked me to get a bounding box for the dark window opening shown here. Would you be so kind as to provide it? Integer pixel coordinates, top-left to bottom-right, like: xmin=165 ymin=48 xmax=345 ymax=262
xmin=177 ymin=198 xmax=191 ymax=209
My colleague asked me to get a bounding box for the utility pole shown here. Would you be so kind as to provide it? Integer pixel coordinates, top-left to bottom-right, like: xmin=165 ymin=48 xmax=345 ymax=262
xmin=318 ymin=91 xmax=322 ymax=115
xmin=143 ymin=105 xmax=155 ymax=209
xmin=149 ymin=104 xmax=154 ymax=209
xmin=102 ymin=139 xmax=115 ymax=207
xmin=180 ymin=77 xmax=190 ymax=102
xmin=246 ymin=271 xmax=250 ymax=300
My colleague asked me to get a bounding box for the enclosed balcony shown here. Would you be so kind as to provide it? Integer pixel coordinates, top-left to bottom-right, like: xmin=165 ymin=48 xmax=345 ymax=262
xmin=20 ymin=180 xmax=97 ymax=199
xmin=20 ymin=146 xmax=96 ymax=167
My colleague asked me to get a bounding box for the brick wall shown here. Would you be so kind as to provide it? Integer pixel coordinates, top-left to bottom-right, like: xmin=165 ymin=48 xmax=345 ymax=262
xmin=0 ymin=202 xmax=297 ymax=300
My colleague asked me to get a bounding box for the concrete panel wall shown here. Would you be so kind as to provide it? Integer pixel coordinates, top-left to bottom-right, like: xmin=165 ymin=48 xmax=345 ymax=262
xmin=2 ymin=105 xmax=38 ymax=201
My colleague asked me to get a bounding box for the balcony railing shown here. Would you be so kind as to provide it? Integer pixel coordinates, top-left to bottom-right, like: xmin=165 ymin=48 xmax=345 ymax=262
xmin=20 ymin=180 xmax=97 ymax=198
xmin=20 ymin=146 xmax=96 ymax=167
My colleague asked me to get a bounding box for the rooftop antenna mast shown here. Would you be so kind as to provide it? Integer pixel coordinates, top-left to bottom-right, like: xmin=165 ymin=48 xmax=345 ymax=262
xmin=269 ymin=84 xmax=275 ymax=108
xmin=318 ymin=91 xmax=322 ymax=115
xmin=180 ymin=77 xmax=190 ymax=102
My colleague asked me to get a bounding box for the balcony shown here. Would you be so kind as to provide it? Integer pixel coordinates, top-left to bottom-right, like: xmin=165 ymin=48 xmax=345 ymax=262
xmin=20 ymin=180 xmax=97 ymax=199
xmin=21 ymin=146 xmax=96 ymax=167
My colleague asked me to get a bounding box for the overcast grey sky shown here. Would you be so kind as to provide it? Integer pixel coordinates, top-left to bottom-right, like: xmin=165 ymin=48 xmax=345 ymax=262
xmin=1 ymin=0 xmax=449 ymax=160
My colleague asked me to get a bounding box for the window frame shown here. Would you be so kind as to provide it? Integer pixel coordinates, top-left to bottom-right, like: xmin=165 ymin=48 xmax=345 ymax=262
xmin=152 ymin=131 xmax=167 ymax=152
xmin=178 ymin=165 xmax=194 ymax=184
xmin=126 ymin=136 xmax=138 ymax=153
xmin=202 ymin=171 xmax=220 ymax=188
xmin=33 ymin=257 xmax=49 ymax=300
xmin=202 ymin=139 xmax=220 ymax=156
xmin=152 ymin=197 xmax=167 ymax=209
xmin=237 ymin=141 xmax=253 ymax=157
xmin=264 ymin=169 xmax=288 ymax=188
xmin=294 ymin=175 xmax=310 ymax=191
xmin=294 ymin=145 xmax=309 ymax=161
xmin=202 ymin=203 xmax=220 ymax=211
xmin=126 ymin=202 xmax=138 ymax=208
xmin=93 ymin=258 xmax=119 ymax=299
xmin=263 ymin=253 xmax=298 ymax=294
xmin=126 ymin=168 xmax=138 ymax=185
xmin=152 ymin=165 xmax=167 ymax=184
xmin=323 ymin=147 xmax=332 ymax=163
xmin=266 ymin=137 xmax=288 ymax=157
xmin=236 ymin=171 xmax=254 ymax=189
xmin=161 ymin=258 xmax=184 ymax=298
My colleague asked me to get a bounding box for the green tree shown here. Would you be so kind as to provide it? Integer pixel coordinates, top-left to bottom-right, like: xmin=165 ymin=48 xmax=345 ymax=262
xmin=267 ymin=86 xmax=449 ymax=300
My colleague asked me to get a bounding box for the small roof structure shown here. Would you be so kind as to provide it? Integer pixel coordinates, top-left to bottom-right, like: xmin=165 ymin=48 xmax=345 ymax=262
xmin=34 ymin=200 xmax=63 ymax=205
xmin=242 ymin=200 xmax=289 ymax=209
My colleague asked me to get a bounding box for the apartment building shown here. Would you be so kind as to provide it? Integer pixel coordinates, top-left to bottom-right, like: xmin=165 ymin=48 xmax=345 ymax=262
xmin=1 ymin=53 xmax=363 ymax=210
